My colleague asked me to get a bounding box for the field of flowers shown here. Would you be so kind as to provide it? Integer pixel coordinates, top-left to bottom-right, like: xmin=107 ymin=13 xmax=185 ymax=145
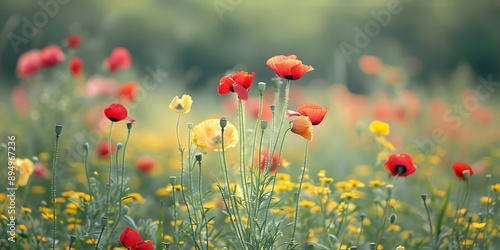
xmin=1 ymin=34 xmax=500 ymax=250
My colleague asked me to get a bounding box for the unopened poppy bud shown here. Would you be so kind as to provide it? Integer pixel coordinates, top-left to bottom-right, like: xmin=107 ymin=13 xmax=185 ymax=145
xmin=220 ymin=117 xmax=228 ymax=129
xmin=486 ymin=174 xmax=492 ymax=180
xmin=462 ymin=170 xmax=471 ymax=180
xmin=350 ymin=246 xmax=357 ymax=250
xmin=258 ymin=82 xmax=266 ymax=95
xmin=421 ymin=194 xmax=428 ymax=201
xmin=117 ymin=143 xmax=123 ymax=150
xmin=195 ymin=153 xmax=202 ymax=163
xmin=55 ymin=123 xmax=63 ymax=136
xmin=370 ymin=242 xmax=376 ymax=249
xmin=101 ymin=216 xmax=108 ymax=227
xmin=272 ymin=76 xmax=282 ymax=89
xmin=41 ymin=201 xmax=47 ymax=206
xmin=93 ymin=171 xmax=99 ymax=176
xmin=187 ymin=122 xmax=194 ymax=129
xmin=170 ymin=176 xmax=177 ymax=185
xmin=122 ymin=205 xmax=129 ymax=214
xmin=270 ymin=105 xmax=276 ymax=112
xmin=261 ymin=121 xmax=268 ymax=130
xmin=390 ymin=214 xmax=397 ymax=224
xmin=70 ymin=235 xmax=76 ymax=244
xmin=32 ymin=156 xmax=39 ymax=163
xmin=127 ymin=122 xmax=133 ymax=130
xmin=83 ymin=142 xmax=90 ymax=151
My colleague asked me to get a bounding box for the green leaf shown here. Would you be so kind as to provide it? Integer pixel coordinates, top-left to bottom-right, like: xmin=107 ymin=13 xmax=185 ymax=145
xmin=435 ymin=185 xmax=450 ymax=248
xmin=156 ymin=200 xmax=165 ymax=250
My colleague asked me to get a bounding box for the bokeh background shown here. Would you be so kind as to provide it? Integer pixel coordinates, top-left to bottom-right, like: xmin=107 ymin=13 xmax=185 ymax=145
xmin=1 ymin=0 xmax=500 ymax=203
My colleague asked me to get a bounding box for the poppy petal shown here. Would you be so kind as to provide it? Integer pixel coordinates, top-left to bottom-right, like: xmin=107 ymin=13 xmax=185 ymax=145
xmin=232 ymin=83 xmax=248 ymax=101
xmin=120 ymin=227 xmax=143 ymax=247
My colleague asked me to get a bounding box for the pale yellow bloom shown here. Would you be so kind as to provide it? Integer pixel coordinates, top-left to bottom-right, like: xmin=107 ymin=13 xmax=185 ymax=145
xmin=193 ymin=119 xmax=238 ymax=151
xmin=15 ymin=158 xmax=34 ymax=187
xmin=369 ymin=120 xmax=390 ymax=135
xmin=169 ymin=94 xmax=193 ymax=114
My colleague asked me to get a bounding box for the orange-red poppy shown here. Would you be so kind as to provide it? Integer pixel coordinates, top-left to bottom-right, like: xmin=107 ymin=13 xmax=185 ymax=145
xmin=359 ymin=55 xmax=382 ymax=75
xmin=296 ymin=103 xmax=329 ymax=125
xmin=217 ymin=71 xmax=255 ymax=101
xmin=136 ymin=156 xmax=156 ymax=173
xmin=107 ymin=47 xmax=131 ymax=72
xmin=383 ymin=153 xmax=417 ymax=177
xmin=119 ymin=82 xmax=140 ymax=102
xmin=289 ymin=116 xmax=313 ymax=141
xmin=266 ymin=55 xmax=314 ymax=80
xmin=120 ymin=227 xmax=153 ymax=250
xmin=104 ymin=103 xmax=134 ymax=123
xmin=256 ymin=149 xmax=280 ymax=172
xmin=17 ymin=50 xmax=42 ymax=78
xmin=66 ymin=34 xmax=82 ymax=49
xmin=69 ymin=57 xmax=83 ymax=77
xmin=452 ymin=162 xmax=473 ymax=181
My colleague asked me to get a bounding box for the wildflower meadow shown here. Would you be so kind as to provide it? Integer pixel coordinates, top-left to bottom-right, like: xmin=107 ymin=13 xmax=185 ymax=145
xmin=2 ymin=3 xmax=500 ymax=250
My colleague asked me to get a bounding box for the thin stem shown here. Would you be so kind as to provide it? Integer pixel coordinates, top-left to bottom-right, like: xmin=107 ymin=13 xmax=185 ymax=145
xmin=422 ymin=195 xmax=436 ymax=250
xmin=95 ymin=225 xmax=106 ymax=250
xmin=271 ymin=79 xmax=291 ymax=159
xmin=237 ymin=99 xmax=250 ymax=221
xmin=51 ymin=125 xmax=61 ymax=250
xmin=108 ymin=124 xmax=132 ymax=242
xmin=375 ymin=175 xmax=399 ymax=248
xmin=105 ymin=122 xmax=114 ymax=216
xmin=83 ymin=143 xmax=93 ymax=208
xmin=290 ymin=141 xmax=309 ymax=249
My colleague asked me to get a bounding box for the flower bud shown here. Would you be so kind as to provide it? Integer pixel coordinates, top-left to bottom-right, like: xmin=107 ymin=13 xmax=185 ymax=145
xmin=258 ymin=82 xmax=266 ymax=95
xmin=70 ymin=235 xmax=76 ymax=244
xmin=261 ymin=120 xmax=268 ymax=130
xmin=270 ymin=105 xmax=276 ymax=112
xmin=187 ymin=122 xmax=194 ymax=129
xmin=83 ymin=142 xmax=90 ymax=151
xmin=390 ymin=214 xmax=397 ymax=224
xmin=55 ymin=123 xmax=63 ymax=136
xmin=117 ymin=143 xmax=124 ymax=150
xmin=127 ymin=122 xmax=133 ymax=130
xmin=195 ymin=153 xmax=202 ymax=163
xmin=101 ymin=216 xmax=108 ymax=227
xmin=220 ymin=117 xmax=227 ymax=129
xmin=272 ymin=76 xmax=282 ymax=89
xmin=170 ymin=176 xmax=177 ymax=185
xmin=421 ymin=194 xmax=428 ymax=202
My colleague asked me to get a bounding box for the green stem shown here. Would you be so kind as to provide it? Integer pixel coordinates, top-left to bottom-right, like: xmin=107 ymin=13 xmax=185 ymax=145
xmin=51 ymin=125 xmax=62 ymax=250
xmin=105 ymin=122 xmax=114 ymax=216
xmin=422 ymin=195 xmax=436 ymax=250
xmin=290 ymin=141 xmax=309 ymax=249
xmin=375 ymin=175 xmax=399 ymax=248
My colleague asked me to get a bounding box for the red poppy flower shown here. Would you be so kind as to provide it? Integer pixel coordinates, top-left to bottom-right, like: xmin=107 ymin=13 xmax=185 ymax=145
xmin=266 ymin=55 xmax=314 ymax=80
xmin=34 ymin=163 xmax=47 ymax=177
xmin=40 ymin=45 xmax=65 ymax=67
xmin=136 ymin=156 xmax=156 ymax=173
xmin=217 ymin=71 xmax=255 ymax=101
xmin=120 ymin=227 xmax=143 ymax=248
xmin=17 ymin=50 xmax=43 ymax=78
xmin=97 ymin=141 xmax=116 ymax=158
xmin=118 ymin=82 xmax=140 ymax=102
xmin=12 ymin=84 xmax=30 ymax=116
xmin=289 ymin=116 xmax=313 ymax=141
xmin=296 ymin=103 xmax=329 ymax=125
xmin=66 ymin=34 xmax=82 ymax=49
xmin=104 ymin=103 xmax=134 ymax=123
xmin=452 ymin=162 xmax=473 ymax=181
xmin=106 ymin=47 xmax=131 ymax=72
xmin=132 ymin=240 xmax=154 ymax=250
xmin=69 ymin=57 xmax=83 ymax=77
xmin=257 ymin=149 xmax=280 ymax=172
xmin=383 ymin=153 xmax=417 ymax=177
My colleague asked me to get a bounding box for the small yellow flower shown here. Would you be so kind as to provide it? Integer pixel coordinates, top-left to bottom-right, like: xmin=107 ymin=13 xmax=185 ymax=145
xmin=30 ymin=186 xmax=46 ymax=194
xmin=317 ymin=170 xmax=326 ymax=177
xmin=169 ymin=94 xmax=193 ymax=114
xmin=22 ymin=206 xmax=32 ymax=214
xmin=36 ymin=235 xmax=47 ymax=242
xmin=86 ymin=238 xmax=98 ymax=245
xmin=320 ymin=177 xmax=334 ymax=184
xmin=18 ymin=224 xmax=27 ymax=231
xmin=93 ymin=171 xmax=99 ymax=176
xmin=348 ymin=179 xmax=365 ymax=188
xmin=164 ymin=235 xmax=174 ymax=243
xmin=387 ymin=224 xmax=401 ymax=232
xmin=335 ymin=181 xmax=353 ymax=190
xmin=122 ymin=193 xmax=145 ymax=204
xmin=369 ymin=120 xmax=390 ymax=135
xmin=369 ymin=179 xmax=386 ymax=187
xmin=54 ymin=197 xmax=66 ymax=203
xmin=461 ymin=239 xmax=474 ymax=246
xmin=491 ymin=183 xmax=500 ymax=192
xmin=299 ymin=200 xmax=315 ymax=207
xmin=396 ymin=245 xmax=405 ymax=250
xmin=193 ymin=119 xmax=239 ymax=151
xmin=173 ymin=184 xmax=185 ymax=191
xmin=472 ymin=222 xmax=486 ymax=230
xmin=341 ymin=191 xmax=360 ymax=199
xmin=39 ymin=152 xmax=49 ymax=161
xmin=480 ymin=196 xmax=492 ymax=204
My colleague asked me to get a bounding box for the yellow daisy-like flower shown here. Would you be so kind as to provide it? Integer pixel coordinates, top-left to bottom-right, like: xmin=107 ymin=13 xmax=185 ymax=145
xmin=369 ymin=179 xmax=386 ymax=187
xmin=122 ymin=192 xmax=145 ymax=204
xmin=369 ymin=120 xmax=390 ymax=135
xmin=491 ymin=183 xmax=500 ymax=192
xmin=472 ymin=222 xmax=486 ymax=230
xmin=22 ymin=206 xmax=32 ymax=214
xmin=86 ymin=238 xmax=98 ymax=245
xmin=169 ymin=94 xmax=193 ymax=114
xmin=15 ymin=158 xmax=34 ymax=187
xmin=341 ymin=191 xmax=360 ymax=199
xmin=193 ymin=119 xmax=238 ymax=151
xmin=396 ymin=245 xmax=405 ymax=250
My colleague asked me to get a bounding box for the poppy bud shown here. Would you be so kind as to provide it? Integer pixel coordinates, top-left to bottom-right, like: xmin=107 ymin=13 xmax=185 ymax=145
xmin=55 ymin=123 xmax=63 ymax=136
xmin=220 ymin=117 xmax=228 ymax=129
xmin=258 ymin=82 xmax=266 ymax=95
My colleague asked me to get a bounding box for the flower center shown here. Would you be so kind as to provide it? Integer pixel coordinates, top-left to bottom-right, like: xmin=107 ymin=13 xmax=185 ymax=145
xmin=395 ymin=164 xmax=407 ymax=174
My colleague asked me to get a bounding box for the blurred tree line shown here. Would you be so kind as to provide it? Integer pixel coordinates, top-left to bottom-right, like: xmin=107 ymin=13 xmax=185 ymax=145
xmin=1 ymin=0 xmax=499 ymax=93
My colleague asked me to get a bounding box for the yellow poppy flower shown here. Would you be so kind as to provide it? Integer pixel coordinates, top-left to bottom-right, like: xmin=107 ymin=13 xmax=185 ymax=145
xmin=193 ymin=119 xmax=238 ymax=151
xmin=169 ymin=94 xmax=193 ymax=114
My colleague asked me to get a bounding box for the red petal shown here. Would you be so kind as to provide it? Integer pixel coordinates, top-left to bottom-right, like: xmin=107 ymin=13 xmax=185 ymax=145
xmin=132 ymin=240 xmax=154 ymax=250
xmin=232 ymin=83 xmax=248 ymax=101
xmin=120 ymin=227 xmax=143 ymax=247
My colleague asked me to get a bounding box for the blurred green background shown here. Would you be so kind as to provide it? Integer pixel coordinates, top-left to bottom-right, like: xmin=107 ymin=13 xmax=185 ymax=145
xmin=1 ymin=0 xmax=500 ymax=92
